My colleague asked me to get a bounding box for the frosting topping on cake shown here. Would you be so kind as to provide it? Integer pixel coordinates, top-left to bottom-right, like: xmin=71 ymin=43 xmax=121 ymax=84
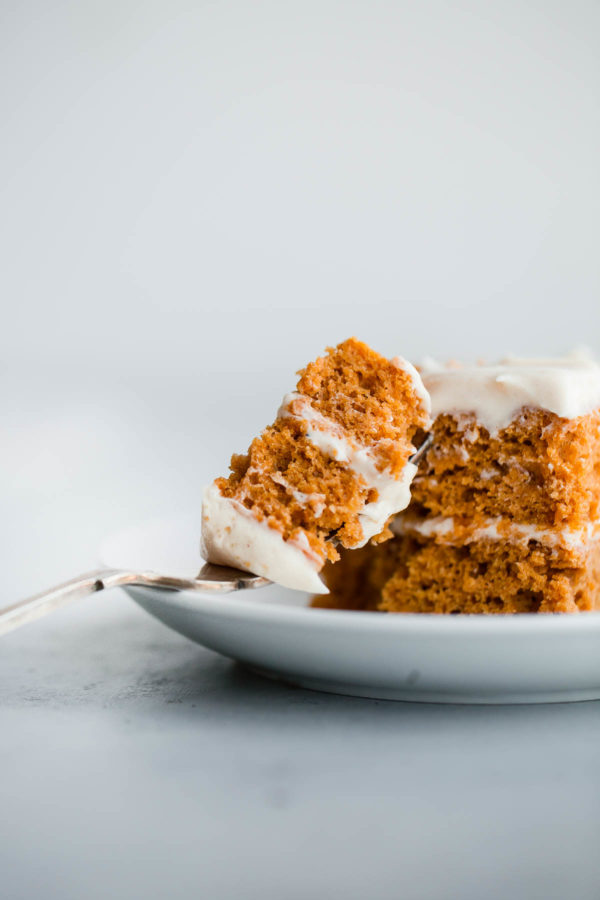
xmin=391 ymin=356 xmax=432 ymax=416
xmin=421 ymin=352 xmax=600 ymax=434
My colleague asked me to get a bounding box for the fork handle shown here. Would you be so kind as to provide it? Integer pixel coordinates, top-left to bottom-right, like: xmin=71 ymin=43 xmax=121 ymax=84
xmin=1 ymin=563 xmax=270 ymax=637
xmin=0 ymin=569 xmax=133 ymax=637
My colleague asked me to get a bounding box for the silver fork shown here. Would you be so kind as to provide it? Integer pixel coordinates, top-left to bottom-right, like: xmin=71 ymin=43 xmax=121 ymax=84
xmin=0 ymin=437 xmax=432 ymax=636
xmin=0 ymin=564 xmax=270 ymax=637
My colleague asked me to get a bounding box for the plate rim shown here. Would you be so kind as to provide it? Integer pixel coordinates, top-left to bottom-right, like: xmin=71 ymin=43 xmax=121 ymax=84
xmin=99 ymin=512 xmax=600 ymax=638
xmin=123 ymin=582 xmax=600 ymax=634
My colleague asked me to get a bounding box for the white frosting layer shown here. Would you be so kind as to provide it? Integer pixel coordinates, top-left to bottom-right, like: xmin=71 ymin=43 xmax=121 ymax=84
xmin=280 ymin=393 xmax=417 ymax=546
xmin=269 ymin=473 xmax=326 ymax=517
xmin=201 ymin=483 xmax=328 ymax=593
xmin=421 ymin=353 xmax=600 ymax=434
xmin=393 ymin=513 xmax=597 ymax=552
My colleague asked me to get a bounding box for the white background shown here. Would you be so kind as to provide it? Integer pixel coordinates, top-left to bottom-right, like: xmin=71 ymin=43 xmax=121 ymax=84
xmin=1 ymin=5 xmax=600 ymax=898
xmin=2 ymin=0 xmax=599 ymax=378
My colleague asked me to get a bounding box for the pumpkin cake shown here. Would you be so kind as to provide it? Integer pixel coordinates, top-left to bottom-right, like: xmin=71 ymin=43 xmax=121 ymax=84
xmin=317 ymin=354 xmax=600 ymax=614
xmin=202 ymin=338 xmax=431 ymax=592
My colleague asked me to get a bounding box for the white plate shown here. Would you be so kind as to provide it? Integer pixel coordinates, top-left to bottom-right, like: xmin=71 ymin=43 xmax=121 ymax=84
xmin=101 ymin=514 xmax=600 ymax=704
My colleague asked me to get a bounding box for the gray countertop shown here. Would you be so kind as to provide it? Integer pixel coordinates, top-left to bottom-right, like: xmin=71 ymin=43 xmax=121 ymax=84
xmin=2 ymin=372 xmax=600 ymax=900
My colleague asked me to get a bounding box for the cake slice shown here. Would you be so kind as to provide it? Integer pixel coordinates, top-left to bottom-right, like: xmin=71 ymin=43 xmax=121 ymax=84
xmin=201 ymin=338 xmax=431 ymax=592
xmin=318 ymin=353 xmax=600 ymax=613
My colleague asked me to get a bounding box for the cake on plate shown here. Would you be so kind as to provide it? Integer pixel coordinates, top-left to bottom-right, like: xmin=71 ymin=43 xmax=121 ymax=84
xmin=202 ymin=338 xmax=431 ymax=592
xmin=318 ymin=354 xmax=600 ymax=614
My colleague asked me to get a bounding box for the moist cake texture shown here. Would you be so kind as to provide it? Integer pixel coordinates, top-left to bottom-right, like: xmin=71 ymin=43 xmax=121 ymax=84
xmin=202 ymin=338 xmax=431 ymax=592
xmin=317 ymin=354 xmax=600 ymax=614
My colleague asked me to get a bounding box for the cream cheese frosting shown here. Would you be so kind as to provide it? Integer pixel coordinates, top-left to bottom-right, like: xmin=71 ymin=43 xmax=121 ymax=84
xmin=421 ymin=352 xmax=600 ymax=434
xmin=391 ymin=356 xmax=432 ymax=417
xmin=393 ymin=513 xmax=598 ymax=552
xmin=201 ymin=483 xmax=328 ymax=593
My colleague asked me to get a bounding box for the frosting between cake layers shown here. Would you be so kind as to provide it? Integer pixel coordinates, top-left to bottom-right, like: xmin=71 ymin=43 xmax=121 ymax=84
xmin=420 ymin=353 xmax=600 ymax=434
xmin=392 ymin=513 xmax=598 ymax=552
xmin=268 ymin=473 xmax=326 ymax=517
xmin=201 ymin=482 xmax=328 ymax=593
xmin=279 ymin=392 xmax=417 ymax=546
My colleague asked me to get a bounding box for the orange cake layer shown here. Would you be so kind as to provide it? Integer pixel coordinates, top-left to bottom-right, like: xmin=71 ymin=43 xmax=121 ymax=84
xmin=316 ymin=530 xmax=600 ymax=614
xmin=202 ymin=338 xmax=430 ymax=591
xmin=411 ymin=409 xmax=600 ymax=529
xmin=381 ymin=533 xmax=600 ymax=614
